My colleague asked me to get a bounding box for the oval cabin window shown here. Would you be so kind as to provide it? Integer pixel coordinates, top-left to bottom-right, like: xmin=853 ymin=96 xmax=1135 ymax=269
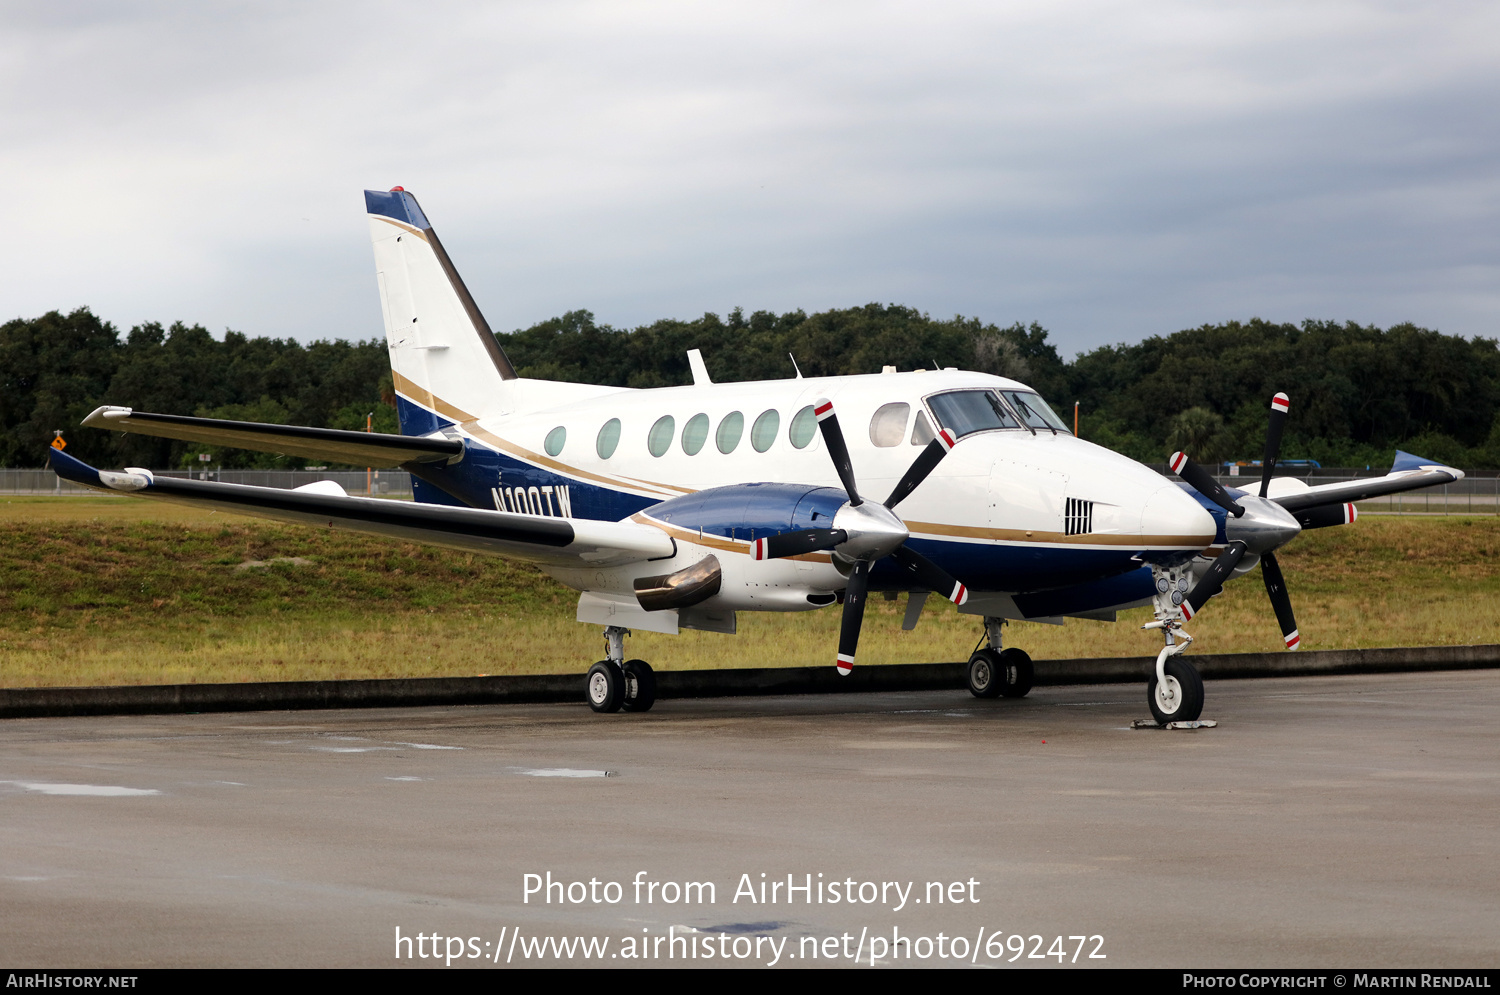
xmin=596 ymin=418 xmax=622 ymax=459
xmin=648 ymin=415 xmax=675 ymax=457
xmin=751 ymin=409 xmax=780 ymax=452
xmin=789 ymin=405 xmax=817 ymax=449
xmin=681 ymin=413 xmax=709 ymax=455
xmin=869 ymin=402 xmax=909 ymax=447
xmin=717 ymin=411 xmax=744 ymax=454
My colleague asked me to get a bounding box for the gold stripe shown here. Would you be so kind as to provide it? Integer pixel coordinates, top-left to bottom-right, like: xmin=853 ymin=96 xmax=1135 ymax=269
xmin=372 ymin=215 xmax=429 ymax=242
xmin=631 ymin=514 xmax=833 ymax=562
xmin=904 ymin=519 xmax=1213 ymax=549
xmin=391 ymin=373 xmax=684 ymax=497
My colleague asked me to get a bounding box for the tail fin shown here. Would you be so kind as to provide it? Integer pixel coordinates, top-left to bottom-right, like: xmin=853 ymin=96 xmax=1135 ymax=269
xmin=366 ymin=188 xmax=516 ymax=433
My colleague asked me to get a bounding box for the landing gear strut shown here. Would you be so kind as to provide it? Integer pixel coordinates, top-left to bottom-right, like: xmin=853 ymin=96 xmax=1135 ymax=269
xmin=967 ymin=617 xmax=1033 ymax=699
xmin=1144 ymin=564 xmax=1204 ymax=723
xmin=587 ymin=626 xmax=656 ymax=714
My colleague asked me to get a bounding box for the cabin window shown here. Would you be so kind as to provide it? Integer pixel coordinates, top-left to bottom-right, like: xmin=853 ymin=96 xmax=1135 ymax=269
xmin=789 ymin=405 xmax=817 ymax=449
xmin=681 ymin=413 xmax=709 ymax=455
xmin=717 ymin=411 xmax=744 ymax=454
xmin=648 ymin=415 xmax=675 ymax=457
xmin=751 ymin=409 xmax=780 ymax=452
xmin=869 ymin=402 xmax=909 ymax=447
xmin=1000 ymin=390 xmax=1071 ymax=433
xmin=911 ymin=410 xmax=935 ymax=445
xmin=596 ymin=418 xmax=622 ymax=459
xmin=544 ymin=426 xmax=566 ymax=456
xmin=926 ymin=390 xmax=1020 ymax=437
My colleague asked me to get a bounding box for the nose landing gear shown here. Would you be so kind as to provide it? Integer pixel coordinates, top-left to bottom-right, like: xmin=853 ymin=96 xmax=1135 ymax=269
xmin=1143 ymin=564 xmax=1204 ymax=723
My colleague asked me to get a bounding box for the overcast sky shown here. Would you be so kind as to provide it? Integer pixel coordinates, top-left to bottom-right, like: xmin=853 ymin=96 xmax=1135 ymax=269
xmin=3 ymin=0 xmax=1497 ymax=358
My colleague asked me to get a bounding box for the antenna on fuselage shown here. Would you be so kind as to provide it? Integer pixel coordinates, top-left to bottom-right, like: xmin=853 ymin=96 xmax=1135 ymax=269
xmin=788 ymin=353 xmax=803 ymax=379
xmin=687 ymin=349 xmax=713 ymax=386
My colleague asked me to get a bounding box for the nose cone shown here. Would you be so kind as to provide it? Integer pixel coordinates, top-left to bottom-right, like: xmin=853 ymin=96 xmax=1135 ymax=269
xmin=1141 ymin=483 xmax=1217 ymax=549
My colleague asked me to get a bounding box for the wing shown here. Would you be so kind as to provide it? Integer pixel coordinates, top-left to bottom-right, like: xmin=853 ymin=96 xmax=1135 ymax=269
xmin=1271 ymin=451 xmax=1464 ymax=514
xmin=80 ymin=405 xmax=462 ymax=469
xmin=49 ymin=449 xmax=672 ymax=568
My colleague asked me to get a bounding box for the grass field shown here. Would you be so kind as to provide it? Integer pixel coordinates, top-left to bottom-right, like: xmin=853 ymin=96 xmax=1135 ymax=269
xmin=3 ymin=495 xmax=1498 ymax=688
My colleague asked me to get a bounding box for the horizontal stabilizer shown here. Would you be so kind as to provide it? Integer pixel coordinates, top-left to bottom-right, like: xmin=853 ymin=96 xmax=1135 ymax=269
xmin=48 ymin=448 xmax=673 ymax=568
xmin=81 ymin=406 xmax=463 ymax=468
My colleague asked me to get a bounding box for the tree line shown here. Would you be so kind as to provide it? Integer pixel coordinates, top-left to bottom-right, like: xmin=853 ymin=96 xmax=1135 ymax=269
xmin=3 ymin=305 xmax=1497 ymax=470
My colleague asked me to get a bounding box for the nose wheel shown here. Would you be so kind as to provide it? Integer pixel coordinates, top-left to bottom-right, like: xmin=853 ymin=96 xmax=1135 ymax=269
xmin=1147 ymin=656 xmax=1203 ymax=724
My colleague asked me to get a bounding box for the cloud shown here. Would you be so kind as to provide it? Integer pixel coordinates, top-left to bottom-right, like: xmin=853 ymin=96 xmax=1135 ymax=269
xmin=2 ymin=0 xmax=1497 ymax=358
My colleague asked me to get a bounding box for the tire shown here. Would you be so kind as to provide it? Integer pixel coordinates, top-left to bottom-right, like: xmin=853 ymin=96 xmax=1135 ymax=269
xmin=621 ymin=659 xmax=657 ymax=712
xmin=586 ymin=660 xmax=624 ymax=713
xmin=997 ymin=648 xmax=1033 ymax=698
xmin=967 ymin=649 xmax=1003 ymax=698
xmin=1147 ymin=656 xmax=1204 ymax=724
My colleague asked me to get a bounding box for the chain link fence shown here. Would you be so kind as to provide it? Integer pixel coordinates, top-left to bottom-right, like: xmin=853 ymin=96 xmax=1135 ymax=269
xmin=0 ymin=468 xmax=412 ymax=498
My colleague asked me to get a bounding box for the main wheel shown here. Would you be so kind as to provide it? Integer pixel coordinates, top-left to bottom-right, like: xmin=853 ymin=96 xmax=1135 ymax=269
xmin=586 ymin=660 xmax=624 ymax=713
xmin=1147 ymin=657 xmax=1204 ymax=724
xmin=967 ymin=648 xmax=1003 ymax=698
xmin=621 ymin=659 xmax=657 ymax=712
xmin=997 ymin=648 xmax=1034 ymax=698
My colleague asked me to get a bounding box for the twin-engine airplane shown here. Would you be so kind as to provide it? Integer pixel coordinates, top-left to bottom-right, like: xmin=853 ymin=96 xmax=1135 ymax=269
xmin=50 ymin=189 xmax=1464 ymax=722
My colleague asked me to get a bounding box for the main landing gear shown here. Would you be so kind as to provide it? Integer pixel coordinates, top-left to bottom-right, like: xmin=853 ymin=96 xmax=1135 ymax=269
xmin=1143 ymin=564 xmax=1205 ymax=723
xmin=967 ymin=617 xmax=1033 ymax=699
xmin=586 ymin=626 xmax=657 ymax=714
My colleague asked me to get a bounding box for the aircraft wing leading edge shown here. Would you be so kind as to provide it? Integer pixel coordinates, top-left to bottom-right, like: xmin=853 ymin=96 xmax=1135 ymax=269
xmin=1271 ymin=463 xmax=1464 ymax=513
xmin=80 ymin=405 xmax=463 ymax=469
xmin=48 ymin=449 xmax=673 ymax=569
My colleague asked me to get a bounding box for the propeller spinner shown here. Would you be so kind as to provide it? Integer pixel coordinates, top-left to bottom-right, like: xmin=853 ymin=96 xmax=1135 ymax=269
xmin=755 ymin=398 xmax=968 ymax=674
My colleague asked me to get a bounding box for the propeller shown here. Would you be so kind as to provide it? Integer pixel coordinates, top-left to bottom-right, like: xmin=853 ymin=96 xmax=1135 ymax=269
xmin=1170 ymin=392 xmax=1302 ymax=650
xmin=758 ymin=398 xmax=968 ymax=675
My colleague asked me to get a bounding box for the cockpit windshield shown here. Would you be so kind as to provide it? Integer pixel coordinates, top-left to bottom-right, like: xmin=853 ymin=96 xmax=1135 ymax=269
xmin=926 ymin=390 xmax=1020 ymax=437
xmin=1000 ymin=390 xmax=1071 ymax=433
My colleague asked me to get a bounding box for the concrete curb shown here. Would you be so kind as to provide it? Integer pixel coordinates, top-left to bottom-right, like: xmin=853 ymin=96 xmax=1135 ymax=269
xmin=1 ymin=644 xmax=1497 ymax=719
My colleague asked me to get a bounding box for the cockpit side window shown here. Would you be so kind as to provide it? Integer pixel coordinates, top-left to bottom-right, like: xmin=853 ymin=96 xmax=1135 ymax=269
xmin=910 ymin=410 xmax=935 ymax=446
xmin=926 ymin=390 xmax=1020 ymax=437
xmin=869 ymin=402 xmax=909 ymax=447
xmin=1001 ymin=390 xmax=1071 ymax=433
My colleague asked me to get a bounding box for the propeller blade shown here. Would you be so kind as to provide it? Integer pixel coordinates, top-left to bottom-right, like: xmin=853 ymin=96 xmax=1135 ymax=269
xmin=1181 ymin=540 xmax=1248 ymax=619
xmin=814 ymin=398 xmax=862 ymax=507
xmin=1259 ymin=392 xmax=1290 ymax=498
xmin=883 ymin=429 xmax=958 ymax=509
xmin=889 ymin=545 xmax=969 ymax=605
xmin=1292 ymin=501 xmax=1357 ymax=531
xmin=1170 ymin=451 xmax=1245 ymax=517
xmin=1260 ymin=550 xmax=1300 ymax=650
xmin=752 ymin=528 xmax=848 ymax=560
xmin=835 ymin=559 xmax=871 ymax=675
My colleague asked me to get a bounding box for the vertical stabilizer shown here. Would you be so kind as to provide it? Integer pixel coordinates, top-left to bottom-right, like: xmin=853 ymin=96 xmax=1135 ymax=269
xmin=366 ymin=188 xmax=516 ymax=430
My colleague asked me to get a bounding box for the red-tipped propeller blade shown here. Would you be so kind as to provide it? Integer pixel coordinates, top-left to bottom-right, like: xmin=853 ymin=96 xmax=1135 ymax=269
xmin=1170 ymin=451 xmax=1245 ymax=517
xmin=814 ymin=398 xmax=862 ymax=507
xmin=1292 ymin=501 xmax=1357 ymax=531
xmin=889 ymin=545 xmax=969 ymax=605
xmin=836 ymin=559 xmax=871 ymax=675
xmin=1260 ymin=392 xmax=1290 ymax=499
xmin=752 ymin=528 xmax=848 ymax=560
xmin=1181 ymin=540 xmax=1249 ymax=620
xmin=1260 ymin=550 xmax=1299 ymax=650
xmin=883 ymin=429 xmax=958 ymax=509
